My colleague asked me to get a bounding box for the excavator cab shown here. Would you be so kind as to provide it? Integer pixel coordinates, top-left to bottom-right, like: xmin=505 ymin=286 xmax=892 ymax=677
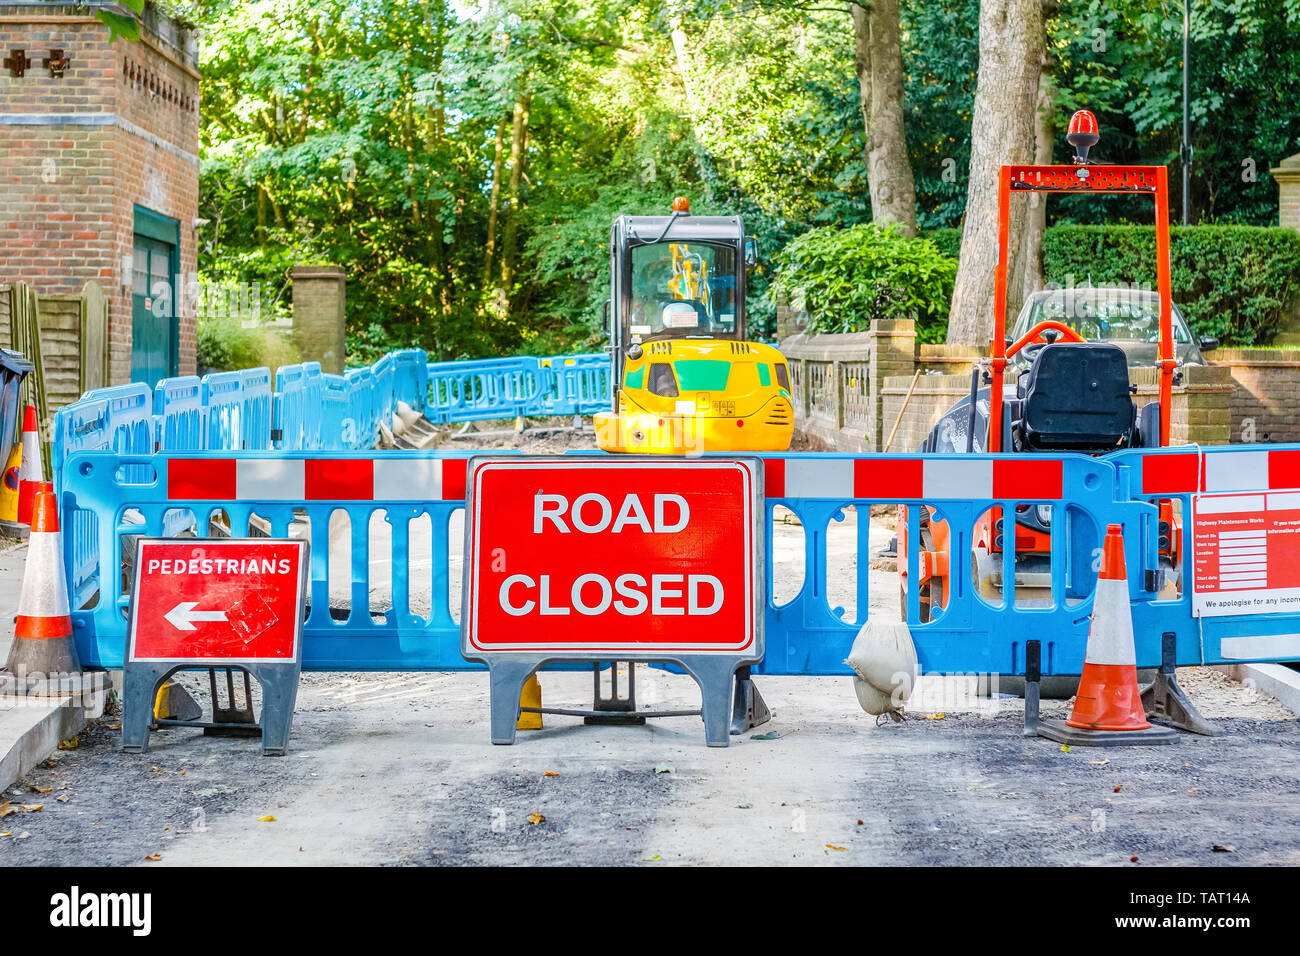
xmin=594 ymin=197 xmax=794 ymax=454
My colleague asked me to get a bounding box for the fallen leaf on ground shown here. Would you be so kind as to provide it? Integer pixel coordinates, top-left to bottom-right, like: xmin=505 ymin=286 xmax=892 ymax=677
xmin=55 ymin=796 xmax=69 ymax=803
xmin=543 ymin=771 xmax=559 ymax=777
xmin=144 ymin=853 xmax=162 ymax=862
xmin=1113 ymin=785 xmax=1122 ymax=793
xmin=1089 ymin=759 xmax=1110 ymax=765
xmin=750 ymin=731 xmax=782 ymax=740
xmin=1212 ymin=844 xmax=1236 ymax=853
xmin=21 ymin=804 xmax=42 ymax=813
xmin=16 ymin=831 xmax=29 ymax=839
xmin=736 ymin=802 xmax=753 ymax=809
xmin=653 ymin=763 xmax=674 ymax=774
xmin=0 ymin=831 xmax=8 ymax=838
xmin=1130 ymin=855 xmax=1139 ymax=862
xmin=0 ymin=803 xmax=16 ymax=818
xmin=30 ymin=786 xmax=51 ymax=794
xmin=925 ymin=713 xmax=945 ymax=721
xmin=257 ymin=815 xmax=277 ymax=822
xmin=1060 ymin=745 xmax=1072 ymax=753
xmin=1188 ymin=789 xmax=1197 ymax=797
xmin=642 ymin=854 xmax=661 ymax=861
xmin=527 ymin=812 xmax=546 ymax=825
xmin=826 ymin=844 xmax=847 ymax=852
xmin=106 ymin=724 xmax=121 ymax=731
xmin=57 ymin=737 xmax=77 ymax=750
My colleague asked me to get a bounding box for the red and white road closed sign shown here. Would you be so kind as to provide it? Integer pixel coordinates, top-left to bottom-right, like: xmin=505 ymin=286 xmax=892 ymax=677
xmin=464 ymin=457 xmax=761 ymax=655
xmin=128 ymin=538 xmax=309 ymax=663
xmin=1192 ymin=491 xmax=1300 ymax=617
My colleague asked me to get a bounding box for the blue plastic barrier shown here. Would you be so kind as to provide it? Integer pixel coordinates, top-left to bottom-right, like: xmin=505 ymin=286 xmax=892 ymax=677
xmin=426 ymin=357 xmax=539 ymax=423
xmin=273 ymin=362 xmax=324 ymax=451
xmin=68 ymin=447 xmax=1293 ymax=679
xmin=1110 ymin=443 xmax=1300 ymax=667
xmin=239 ymin=367 xmax=273 ymax=450
xmin=201 ymin=370 xmax=243 ymax=451
xmin=153 ymin=376 xmax=204 ymax=452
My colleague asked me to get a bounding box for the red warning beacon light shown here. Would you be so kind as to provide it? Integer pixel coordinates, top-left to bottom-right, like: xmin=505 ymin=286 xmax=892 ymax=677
xmin=1067 ymin=109 xmax=1100 ymax=164
xmin=671 ymin=196 xmax=691 ymax=213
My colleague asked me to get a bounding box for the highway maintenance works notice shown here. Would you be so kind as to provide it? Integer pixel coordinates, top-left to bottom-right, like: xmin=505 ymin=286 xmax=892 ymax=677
xmin=464 ymin=458 xmax=760 ymax=654
xmin=1192 ymin=491 xmax=1300 ymax=617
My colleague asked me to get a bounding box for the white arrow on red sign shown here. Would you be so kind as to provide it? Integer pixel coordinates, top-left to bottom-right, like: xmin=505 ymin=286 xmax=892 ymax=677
xmin=165 ymin=601 xmax=229 ymax=632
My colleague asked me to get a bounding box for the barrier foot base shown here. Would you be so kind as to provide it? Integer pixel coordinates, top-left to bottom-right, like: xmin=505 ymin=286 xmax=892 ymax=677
xmin=1141 ymin=631 xmax=1214 ymax=736
xmin=204 ymin=667 xmax=259 ymax=737
xmin=1038 ymin=719 xmax=1177 ymax=747
xmin=730 ymin=666 xmax=771 ymax=735
xmin=584 ymin=662 xmax=645 ymax=725
xmin=1022 ymin=641 xmax=1041 ymax=737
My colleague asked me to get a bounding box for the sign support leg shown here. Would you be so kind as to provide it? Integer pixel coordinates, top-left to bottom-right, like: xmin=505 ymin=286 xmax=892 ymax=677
xmin=679 ymin=656 xmax=738 ymax=747
xmin=122 ymin=663 xmax=170 ymax=754
xmin=253 ymin=664 xmax=302 ymax=756
xmin=586 ymin=662 xmax=645 ymax=725
xmin=1022 ymin=640 xmax=1041 ymax=737
xmin=488 ymin=659 xmax=541 ymax=745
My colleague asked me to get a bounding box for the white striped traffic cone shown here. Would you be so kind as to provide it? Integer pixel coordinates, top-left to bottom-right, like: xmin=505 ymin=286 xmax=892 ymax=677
xmin=1038 ymin=523 xmax=1174 ymax=746
xmin=3 ymin=482 xmax=82 ymax=678
xmin=15 ymin=404 xmax=41 ymax=528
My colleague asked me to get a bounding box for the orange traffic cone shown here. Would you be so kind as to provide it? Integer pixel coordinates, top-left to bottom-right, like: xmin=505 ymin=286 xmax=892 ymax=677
xmin=2 ymin=483 xmax=83 ymax=684
xmin=15 ymin=404 xmax=41 ymax=528
xmin=1038 ymin=523 xmax=1174 ymax=746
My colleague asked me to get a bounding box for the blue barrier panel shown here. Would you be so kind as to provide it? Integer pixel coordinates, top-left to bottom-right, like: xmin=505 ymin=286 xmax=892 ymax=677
xmin=273 ymin=363 xmax=322 ymax=451
xmin=201 ymin=370 xmax=243 ymax=450
xmin=391 ymin=348 xmax=428 ymax=414
xmin=240 ymin=367 xmax=273 ymax=450
xmin=532 ymin=353 xmax=610 ymax=416
xmin=749 ymin=452 xmax=1158 ymax=676
xmin=301 ymin=361 xmax=323 ymax=449
xmin=52 ymin=396 xmax=112 ymax=609
xmin=1109 ymin=443 xmax=1300 ymax=667
xmin=370 ymin=353 xmax=396 ymax=436
xmin=344 ymin=367 xmax=377 ymax=448
xmin=427 ymin=356 xmax=545 ymax=422
xmin=62 ymin=450 xmax=480 ymax=669
xmin=153 ymin=376 xmax=204 ymax=452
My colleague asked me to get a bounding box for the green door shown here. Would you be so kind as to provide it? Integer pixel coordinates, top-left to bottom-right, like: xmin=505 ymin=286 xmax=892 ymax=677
xmin=130 ymin=207 xmax=179 ymax=388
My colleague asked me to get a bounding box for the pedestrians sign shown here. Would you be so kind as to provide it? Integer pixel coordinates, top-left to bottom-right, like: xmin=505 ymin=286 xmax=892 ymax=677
xmin=462 ymin=456 xmax=763 ymax=747
xmin=129 ymin=539 xmax=307 ymax=662
xmin=122 ymin=538 xmax=309 ymax=756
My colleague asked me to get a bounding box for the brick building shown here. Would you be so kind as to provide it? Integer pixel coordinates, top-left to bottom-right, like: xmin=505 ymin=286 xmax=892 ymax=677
xmin=0 ymin=1 xmax=198 ymax=389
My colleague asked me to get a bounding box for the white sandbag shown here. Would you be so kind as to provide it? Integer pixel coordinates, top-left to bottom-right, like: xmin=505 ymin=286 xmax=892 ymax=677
xmin=392 ymin=411 xmax=407 ymax=437
xmin=844 ymin=620 xmax=918 ymax=719
xmin=396 ymin=400 xmax=422 ymax=428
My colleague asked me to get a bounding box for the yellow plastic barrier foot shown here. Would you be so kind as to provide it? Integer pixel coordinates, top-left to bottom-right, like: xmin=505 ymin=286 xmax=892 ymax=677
xmin=153 ymin=679 xmax=202 ymax=723
xmin=517 ymin=673 xmax=543 ymax=730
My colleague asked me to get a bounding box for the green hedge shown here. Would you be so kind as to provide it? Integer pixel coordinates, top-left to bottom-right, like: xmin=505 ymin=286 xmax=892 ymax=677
xmin=1041 ymin=226 xmax=1300 ymax=347
xmin=771 ymin=223 xmax=957 ymax=343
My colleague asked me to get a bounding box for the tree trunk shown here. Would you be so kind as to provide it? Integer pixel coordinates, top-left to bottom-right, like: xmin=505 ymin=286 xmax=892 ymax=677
xmin=482 ymin=115 xmax=508 ymax=289
xmin=852 ymin=0 xmax=917 ymax=235
xmin=945 ymin=0 xmax=1045 ymax=345
xmin=1008 ymin=62 xmax=1054 ymax=317
xmin=500 ymin=90 xmax=531 ymax=294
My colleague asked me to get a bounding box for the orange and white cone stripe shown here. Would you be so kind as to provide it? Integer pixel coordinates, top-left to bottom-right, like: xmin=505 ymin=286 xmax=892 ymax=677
xmin=16 ymin=404 xmax=42 ymax=528
xmin=13 ymin=483 xmax=74 ymax=643
xmin=1065 ymin=523 xmax=1150 ymax=732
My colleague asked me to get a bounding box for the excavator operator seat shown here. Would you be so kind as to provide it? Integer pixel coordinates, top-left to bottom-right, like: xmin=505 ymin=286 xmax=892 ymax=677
xmin=1017 ymin=342 xmax=1135 ymax=451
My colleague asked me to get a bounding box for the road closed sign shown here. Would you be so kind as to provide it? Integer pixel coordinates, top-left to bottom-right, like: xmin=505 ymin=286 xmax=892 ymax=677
xmin=463 ymin=457 xmax=762 ymax=657
xmin=128 ymin=538 xmax=309 ymax=663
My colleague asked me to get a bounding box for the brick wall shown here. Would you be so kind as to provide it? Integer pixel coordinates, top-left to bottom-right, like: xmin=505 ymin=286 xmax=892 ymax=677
xmin=0 ymin=3 xmax=199 ymax=389
xmin=1212 ymin=348 xmax=1300 ymax=444
xmin=785 ymin=325 xmax=1238 ymax=452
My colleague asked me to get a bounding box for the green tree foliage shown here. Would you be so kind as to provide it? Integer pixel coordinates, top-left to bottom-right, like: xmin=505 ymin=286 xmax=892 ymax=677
xmin=193 ymin=0 xmax=1299 ymax=360
xmin=770 ymin=224 xmax=957 ymax=342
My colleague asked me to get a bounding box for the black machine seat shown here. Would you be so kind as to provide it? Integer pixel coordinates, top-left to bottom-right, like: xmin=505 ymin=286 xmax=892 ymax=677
xmin=1017 ymin=342 xmax=1135 ymax=451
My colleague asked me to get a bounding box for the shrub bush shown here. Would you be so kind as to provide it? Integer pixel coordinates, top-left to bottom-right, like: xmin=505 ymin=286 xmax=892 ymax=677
xmin=197 ymin=314 xmax=300 ymax=373
xmin=1042 ymin=225 xmax=1300 ymax=347
xmin=771 ymin=223 xmax=957 ymax=343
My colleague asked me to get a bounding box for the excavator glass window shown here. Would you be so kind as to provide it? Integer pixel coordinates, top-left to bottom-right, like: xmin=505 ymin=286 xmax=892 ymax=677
xmin=628 ymin=241 xmax=738 ymax=339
